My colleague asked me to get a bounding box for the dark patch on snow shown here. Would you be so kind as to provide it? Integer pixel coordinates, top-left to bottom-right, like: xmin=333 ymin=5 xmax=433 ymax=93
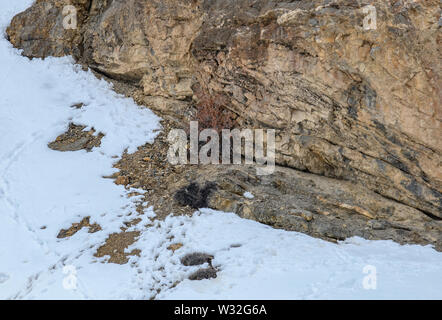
xmin=181 ymin=252 xmax=213 ymax=266
xmin=174 ymin=182 xmax=217 ymax=209
xmin=188 ymin=267 xmax=217 ymax=281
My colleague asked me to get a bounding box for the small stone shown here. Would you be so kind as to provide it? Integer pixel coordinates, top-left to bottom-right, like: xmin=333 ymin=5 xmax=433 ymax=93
xmin=367 ymin=220 xmax=388 ymax=230
xmin=289 ymin=210 xmax=313 ymax=222
xmin=70 ymin=103 xmax=84 ymax=109
xmin=188 ymin=267 xmax=217 ymax=281
xmin=181 ymin=252 xmax=213 ymax=266
xmin=167 ymin=243 xmax=183 ymax=252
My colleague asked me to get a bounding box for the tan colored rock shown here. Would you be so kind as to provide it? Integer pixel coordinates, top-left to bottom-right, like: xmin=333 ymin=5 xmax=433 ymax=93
xmin=48 ymin=123 xmax=104 ymax=152
xmin=167 ymin=243 xmax=184 ymax=252
xmin=82 ymin=0 xmax=203 ymax=101
xmin=190 ymin=0 xmax=442 ymax=217
xmin=115 ymin=175 xmax=129 ymax=186
xmin=6 ymin=0 xmax=90 ymax=58
xmin=57 ymin=217 xmax=101 ymax=239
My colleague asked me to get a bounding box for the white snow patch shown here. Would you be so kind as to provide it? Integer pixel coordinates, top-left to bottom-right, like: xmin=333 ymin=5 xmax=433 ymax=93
xmin=243 ymin=192 xmax=254 ymax=199
xmin=158 ymin=210 xmax=442 ymax=300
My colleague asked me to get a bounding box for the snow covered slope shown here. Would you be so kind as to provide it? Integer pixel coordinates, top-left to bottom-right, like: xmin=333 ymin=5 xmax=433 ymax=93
xmin=0 ymin=0 xmax=441 ymax=300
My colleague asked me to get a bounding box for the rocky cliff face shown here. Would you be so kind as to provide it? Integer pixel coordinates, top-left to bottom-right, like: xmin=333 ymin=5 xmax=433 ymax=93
xmin=7 ymin=0 xmax=442 ymax=249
